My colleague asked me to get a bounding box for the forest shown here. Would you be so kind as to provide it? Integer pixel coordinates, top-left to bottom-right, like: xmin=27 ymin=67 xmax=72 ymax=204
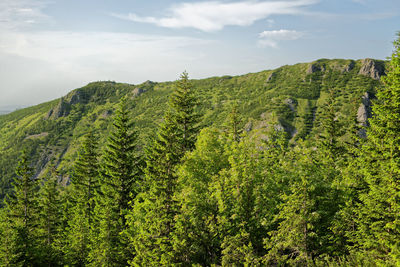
xmin=0 ymin=34 xmax=399 ymax=266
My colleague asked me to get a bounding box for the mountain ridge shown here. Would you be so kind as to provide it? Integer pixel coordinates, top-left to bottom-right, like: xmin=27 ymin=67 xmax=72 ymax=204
xmin=0 ymin=58 xmax=386 ymax=199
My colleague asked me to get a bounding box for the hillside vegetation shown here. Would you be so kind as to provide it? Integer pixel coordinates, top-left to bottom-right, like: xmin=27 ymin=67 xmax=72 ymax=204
xmin=0 ymin=58 xmax=384 ymax=199
xmin=3 ymin=36 xmax=400 ymax=266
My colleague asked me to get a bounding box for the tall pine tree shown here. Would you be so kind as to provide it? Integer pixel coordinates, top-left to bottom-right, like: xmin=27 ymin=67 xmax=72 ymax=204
xmin=36 ymin=165 xmax=63 ymax=266
xmin=92 ymin=96 xmax=141 ymax=266
xmin=129 ymin=72 xmax=200 ymax=266
xmin=65 ymin=130 xmax=100 ymax=266
xmin=0 ymin=151 xmax=39 ymax=266
xmin=354 ymin=33 xmax=400 ymax=264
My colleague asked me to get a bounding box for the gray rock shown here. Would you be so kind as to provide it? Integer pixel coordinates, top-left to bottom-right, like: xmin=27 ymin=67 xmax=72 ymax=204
xmin=358 ymin=58 xmax=385 ymax=80
xmin=307 ymin=63 xmax=321 ymax=74
xmin=266 ymin=72 xmax=276 ymax=83
xmin=284 ymin=98 xmax=295 ymax=112
xmin=357 ymin=92 xmax=372 ymax=125
xmin=357 ymin=92 xmax=372 ymax=138
xmin=132 ymin=87 xmax=145 ymax=97
xmin=342 ymin=61 xmax=355 ymax=73
xmin=46 ymin=98 xmax=71 ymax=119
xmin=244 ymin=121 xmax=253 ymax=132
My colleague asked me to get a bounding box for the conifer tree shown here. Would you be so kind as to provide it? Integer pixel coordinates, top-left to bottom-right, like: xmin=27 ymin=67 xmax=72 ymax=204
xmin=225 ymin=102 xmax=242 ymax=142
xmin=92 ymin=97 xmax=141 ymax=266
xmin=36 ymin=166 xmax=63 ymax=266
xmin=65 ymin=130 xmax=100 ymax=266
xmin=265 ymin=144 xmax=324 ymax=266
xmin=354 ymin=33 xmax=400 ymax=263
xmin=172 ymin=128 xmax=229 ymax=266
xmin=0 ymin=151 xmax=39 ymax=265
xmin=130 ymin=72 xmax=200 ymax=266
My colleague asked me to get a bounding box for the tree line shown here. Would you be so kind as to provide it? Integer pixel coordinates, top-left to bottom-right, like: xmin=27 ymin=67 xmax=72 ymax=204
xmin=1 ymin=35 xmax=400 ymax=266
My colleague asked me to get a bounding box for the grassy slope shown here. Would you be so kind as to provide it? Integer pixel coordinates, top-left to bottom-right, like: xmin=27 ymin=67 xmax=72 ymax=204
xmin=0 ymin=58 xmax=384 ymax=199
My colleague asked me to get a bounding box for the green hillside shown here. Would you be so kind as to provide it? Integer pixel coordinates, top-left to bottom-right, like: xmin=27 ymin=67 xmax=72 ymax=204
xmin=0 ymin=58 xmax=385 ymax=199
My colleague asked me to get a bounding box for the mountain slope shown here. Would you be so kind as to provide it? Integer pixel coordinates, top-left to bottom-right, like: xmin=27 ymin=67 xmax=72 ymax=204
xmin=0 ymin=58 xmax=386 ymax=199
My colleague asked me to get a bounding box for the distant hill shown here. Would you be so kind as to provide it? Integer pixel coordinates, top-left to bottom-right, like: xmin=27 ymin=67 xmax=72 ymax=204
xmin=0 ymin=58 xmax=386 ymax=199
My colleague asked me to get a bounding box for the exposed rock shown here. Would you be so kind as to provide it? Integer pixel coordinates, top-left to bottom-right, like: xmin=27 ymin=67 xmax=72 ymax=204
xmin=244 ymin=121 xmax=253 ymax=132
xmin=342 ymin=61 xmax=355 ymax=73
xmin=45 ymin=98 xmax=71 ymax=120
xmin=357 ymin=92 xmax=372 ymax=138
xmin=358 ymin=58 xmax=385 ymax=80
xmin=25 ymin=132 xmax=49 ymax=140
xmin=101 ymin=110 xmax=113 ymax=118
xmin=67 ymin=90 xmax=83 ymax=105
xmin=284 ymin=98 xmax=296 ymax=112
xmin=274 ymin=123 xmax=285 ymax=132
xmin=132 ymin=87 xmax=146 ymax=98
xmin=306 ymin=63 xmax=322 ymax=74
xmin=266 ymin=72 xmax=276 ymax=83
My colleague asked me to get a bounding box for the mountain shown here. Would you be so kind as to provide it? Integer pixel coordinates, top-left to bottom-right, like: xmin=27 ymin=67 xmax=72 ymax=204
xmin=0 ymin=58 xmax=386 ymax=199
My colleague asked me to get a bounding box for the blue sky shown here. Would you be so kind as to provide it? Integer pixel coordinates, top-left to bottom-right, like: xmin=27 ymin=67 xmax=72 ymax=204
xmin=0 ymin=0 xmax=399 ymax=108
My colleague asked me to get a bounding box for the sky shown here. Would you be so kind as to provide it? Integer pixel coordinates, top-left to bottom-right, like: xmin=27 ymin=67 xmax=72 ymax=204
xmin=0 ymin=0 xmax=399 ymax=109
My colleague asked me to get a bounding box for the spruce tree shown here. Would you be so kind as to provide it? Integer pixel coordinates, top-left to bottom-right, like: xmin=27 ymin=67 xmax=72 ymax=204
xmin=354 ymin=33 xmax=400 ymax=263
xmin=92 ymin=97 xmax=141 ymax=266
xmin=36 ymin=166 xmax=63 ymax=266
xmin=65 ymin=130 xmax=100 ymax=266
xmin=129 ymin=72 xmax=200 ymax=266
xmin=0 ymin=151 xmax=39 ymax=266
xmin=172 ymin=128 xmax=229 ymax=266
xmin=265 ymin=144 xmax=324 ymax=266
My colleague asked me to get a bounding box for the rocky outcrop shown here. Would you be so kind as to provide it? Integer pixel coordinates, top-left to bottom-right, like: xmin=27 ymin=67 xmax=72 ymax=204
xmin=284 ymin=98 xmax=296 ymax=112
xmin=132 ymin=87 xmax=146 ymax=98
xmin=100 ymin=110 xmax=113 ymax=118
xmin=67 ymin=90 xmax=85 ymax=105
xmin=46 ymin=90 xmax=89 ymax=120
xmin=244 ymin=121 xmax=253 ymax=132
xmin=342 ymin=61 xmax=355 ymax=73
xmin=266 ymin=72 xmax=276 ymax=83
xmin=307 ymin=63 xmax=322 ymax=74
xmin=358 ymin=58 xmax=385 ymax=80
xmin=46 ymin=98 xmax=71 ymax=119
xmin=25 ymin=132 xmax=49 ymax=140
xmin=357 ymin=92 xmax=372 ymax=138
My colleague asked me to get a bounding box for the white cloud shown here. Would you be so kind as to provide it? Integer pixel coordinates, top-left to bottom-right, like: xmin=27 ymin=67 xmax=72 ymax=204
xmin=258 ymin=29 xmax=304 ymax=47
xmin=113 ymin=0 xmax=319 ymax=32
xmin=0 ymin=0 xmax=49 ymax=30
xmin=0 ymin=30 xmax=218 ymax=106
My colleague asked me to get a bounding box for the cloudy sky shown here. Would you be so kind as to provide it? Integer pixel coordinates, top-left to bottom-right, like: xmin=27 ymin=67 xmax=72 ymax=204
xmin=0 ymin=0 xmax=399 ymax=109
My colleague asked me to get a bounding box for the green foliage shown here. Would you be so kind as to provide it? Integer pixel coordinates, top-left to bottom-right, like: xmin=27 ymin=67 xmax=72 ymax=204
xmin=0 ymin=54 xmax=398 ymax=266
xmin=36 ymin=166 xmax=63 ymax=266
xmin=0 ymin=151 xmax=39 ymax=266
xmin=65 ymin=131 xmax=100 ymax=265
xmin=129 ymin=72 xmax=200 ymax=266
xmin=92 ymin=97 xmax=141 ymax=266
xmin=350 ymin=33 xmax=400 ymax=263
